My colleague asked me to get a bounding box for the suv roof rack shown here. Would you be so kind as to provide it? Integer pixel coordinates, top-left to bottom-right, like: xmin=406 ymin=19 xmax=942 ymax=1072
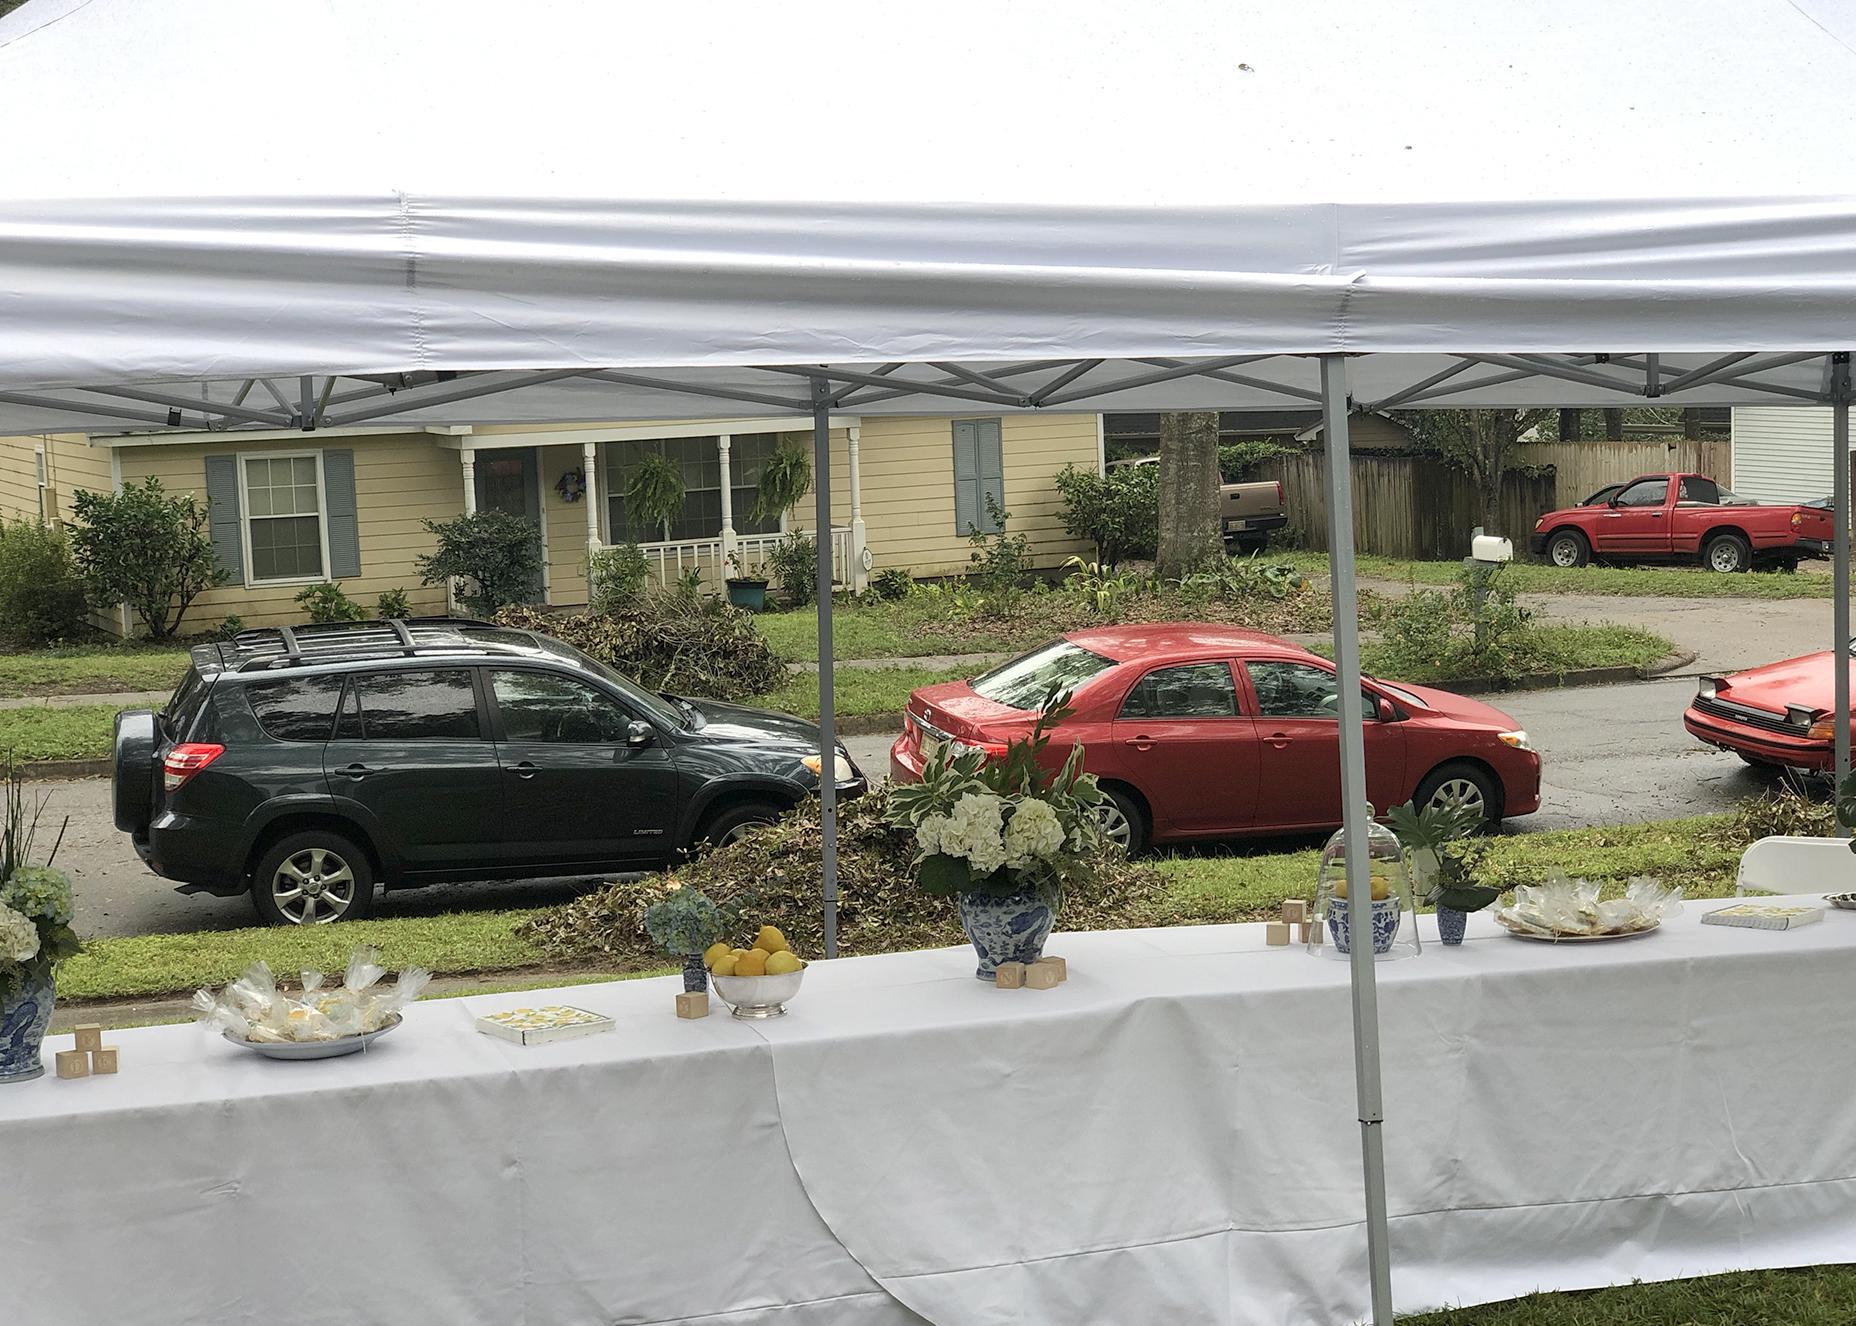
xmin=225 ymin=617 xmax=507 ymax=672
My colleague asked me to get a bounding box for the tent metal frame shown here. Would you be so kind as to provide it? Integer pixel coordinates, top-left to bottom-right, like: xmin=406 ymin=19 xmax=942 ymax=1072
xmin=16 ymin=345 xmax=1854 ymax=1324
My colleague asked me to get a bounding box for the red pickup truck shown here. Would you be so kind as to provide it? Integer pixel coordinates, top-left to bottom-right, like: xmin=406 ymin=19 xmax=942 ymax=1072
xmin=1527 ymin=473 xmax=1833 ymax=573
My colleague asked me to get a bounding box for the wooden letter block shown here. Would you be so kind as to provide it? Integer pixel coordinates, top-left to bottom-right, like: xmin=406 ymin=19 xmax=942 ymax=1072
xmin=1025 ymin=962 xmax=1062 ymax=990
xmin=73 ymin=1024 xmax=103 ymax=1053
xmin=994 ymin=962 xmax=1027 ymax=989
xmin=674 ymin=991 xmax=710 ymax=1019
xmin=1294 ymin=921 xmax=1311 ymax=944
xmin=55 ymin=1049 xmax=89 ymax=1080
xmin=1280 ymin=899 xmax=1308 ymax=926
xmin=1032 ymin=956 xmax=1067 ymax=983
xmin=1265 ymin=921 xmax=1291 ymax=947
xmin=90 ymin=1047 xmax=119 ymax=1075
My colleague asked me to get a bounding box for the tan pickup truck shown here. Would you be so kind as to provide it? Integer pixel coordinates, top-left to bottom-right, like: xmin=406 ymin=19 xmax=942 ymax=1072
xmin=1220 ymin=478 xmax=1287 ymax=552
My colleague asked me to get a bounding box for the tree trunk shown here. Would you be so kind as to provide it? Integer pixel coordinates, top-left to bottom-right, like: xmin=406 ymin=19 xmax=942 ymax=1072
xmin=1602 ymin=409 xmax=1625 ymax=441
xmin=1557 ymin=408 xmax=1581 ymax=442
xmin=1155 ymin=412 xmax=1224 ymax=577
xmin=1682 ymin=407 xmax=1705 ymax=439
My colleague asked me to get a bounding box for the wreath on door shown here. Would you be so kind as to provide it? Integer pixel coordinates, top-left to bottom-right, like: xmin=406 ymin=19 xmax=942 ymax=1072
xmin=555 ymin=467 xmax=587 ymax=503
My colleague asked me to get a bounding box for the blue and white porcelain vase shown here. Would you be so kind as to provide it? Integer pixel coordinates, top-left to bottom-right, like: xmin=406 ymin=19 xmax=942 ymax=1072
xmin=0 ymin=963 xmax=55 ymax=1084
xmin=1436 ymin=905 xmax=1469 ymax=946
xmin=957 ymin=887 xmax=1054 ymax=981
xmin=1327 ymin=896 xmax=1403 ymax=956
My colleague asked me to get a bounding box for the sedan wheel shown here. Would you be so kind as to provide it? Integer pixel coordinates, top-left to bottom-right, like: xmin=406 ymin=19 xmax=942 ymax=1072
xmin=1416 ymin=761 xmax=1501 ymax=830
xmin=1096 ymin=787 xmax=1147 ymax=856
xmin=1426 ymin=776 xmax=1487 ymax=820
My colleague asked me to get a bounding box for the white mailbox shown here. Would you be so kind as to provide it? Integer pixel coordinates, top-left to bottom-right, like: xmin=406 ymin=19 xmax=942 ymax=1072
xmin=1470 ymin=533 xmax=1514 ymax=563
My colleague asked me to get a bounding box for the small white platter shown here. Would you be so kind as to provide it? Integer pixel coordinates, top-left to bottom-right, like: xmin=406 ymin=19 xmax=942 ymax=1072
xmin=223 ymin=1013 xmax=402 ymax=1060
xmin=1495 ymin=919 xmax=1661 ymax=943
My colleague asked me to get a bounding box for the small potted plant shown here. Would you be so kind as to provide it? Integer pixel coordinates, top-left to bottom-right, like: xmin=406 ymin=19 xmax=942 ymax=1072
xmin=888 ymin=686 xmax=1107 ymax=979
xmin=0 ymin=763 xmax=80 ymax=1083
xmin=1387 ymin=797 xmax=1498 ymax=945
xmin=643 ymin=886 xmax=728 ymax=993
xmin=723 ymin=551 xmax=770 ymax=612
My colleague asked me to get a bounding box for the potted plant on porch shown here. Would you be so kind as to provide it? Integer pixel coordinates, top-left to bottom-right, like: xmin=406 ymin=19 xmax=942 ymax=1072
xmin=888 ymin=687 xmax=1108 ymax=979
xmin=0 ymin=762 xmax=79 ymax=1083
xmin=722 ymin=551 xmax=770 ymax=612
xmin=725 ymin=441 xmax=814 ymax=611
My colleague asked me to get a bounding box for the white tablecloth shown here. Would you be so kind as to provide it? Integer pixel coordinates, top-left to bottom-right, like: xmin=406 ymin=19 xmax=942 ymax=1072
xmin=5 ymin=897 xmax=1856 ymax=1325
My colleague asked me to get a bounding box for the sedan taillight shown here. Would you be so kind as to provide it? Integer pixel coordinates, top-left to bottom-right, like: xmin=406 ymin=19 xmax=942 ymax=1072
xmin=162 ymin=743 xmax=224 ymax=792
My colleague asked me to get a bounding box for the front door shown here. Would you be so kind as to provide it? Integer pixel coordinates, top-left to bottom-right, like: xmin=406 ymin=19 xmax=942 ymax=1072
xmin=1241 ymin=660 xmax=1406 ymax=832
xmin=486 ymin=667 xmax=684 ymax=867
xmin=321 ymin=667 xmax=504 ymax=876
xmin=1594 ymin=477 xmax=1672 ymax=555
xmin=473 ymin=447 xmax=545 ymax=600
xmin=1105 ymin=660 xmax=1257 ymax=834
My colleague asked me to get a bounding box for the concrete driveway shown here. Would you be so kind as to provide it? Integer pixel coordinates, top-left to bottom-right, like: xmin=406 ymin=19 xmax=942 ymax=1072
xmin=52 ymin=689 xmax=1777 ymax=940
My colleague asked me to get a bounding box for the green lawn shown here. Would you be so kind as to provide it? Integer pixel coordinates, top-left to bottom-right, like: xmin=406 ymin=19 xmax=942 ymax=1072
xmin=748 ymin=665 xmax=972 ymax=721
xmin=1305 ymin=623 xmax=1675 ymax=684
xmin=1279 ymin=551 xmax=1836 ymax=599
xmin=0 ymin=644 xmax=190 ymax=698
xmin=756 ymin=599 xmax=1039 ymax=661
xmin=0 ymin=703 xmax=123 ymax=762
xmin=1403 ymin=1266 xmax=1856 ymax=1324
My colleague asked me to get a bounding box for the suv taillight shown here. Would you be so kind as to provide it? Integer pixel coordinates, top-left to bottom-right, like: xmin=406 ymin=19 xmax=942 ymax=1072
xmin=162 ymin=743 xmax=224 ymax=792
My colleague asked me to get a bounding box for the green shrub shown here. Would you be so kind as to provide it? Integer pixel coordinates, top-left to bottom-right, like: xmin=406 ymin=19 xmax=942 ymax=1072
xmin=416 ymin=510 xmax=543 ymax=616
xmin=965 ymin=494 xmax=1030 ymax=611
xmin=588 ymin=542 xmax=651 ymax=615
xmin=1217 ymin=441 xmax=1295 ymax=482
xmin=768 ymin=532 xmax=819 ymax=608
xmin=1367 ymin=564 xmax=1545 ymax=681
xmin=68 ymin=479 xmax=225 ymax=640
xmin=494 ymin=589 xmax=785 ymax=698
xmin=293 ymin=581 xmax=365 ymax=624
xmin=0 ymin=520 xmax=88 ymax=645
xmin=869 ymin=567 xmax=914 ymax=601
xmin=1054 ymin=463 xmax=1159 ymax=567
xmin=215 ymin=614 xmax=245 ymax=641
xmin=375 ymin=587 xmax=412 ymax=619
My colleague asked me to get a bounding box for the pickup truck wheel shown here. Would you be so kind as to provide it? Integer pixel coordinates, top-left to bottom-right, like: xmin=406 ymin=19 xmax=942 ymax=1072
xmin=1545 ymin=529 xmax=1589 ymax=568
xmin=1703 ymin=532 xmax=1752 ymax=573
xmin=251 ymin=831 xmax=375 ymax=926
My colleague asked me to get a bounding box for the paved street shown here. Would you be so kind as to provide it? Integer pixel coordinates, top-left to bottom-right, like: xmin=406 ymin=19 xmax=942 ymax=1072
xmin=49 ymin=676 xmax=1776 ymax=939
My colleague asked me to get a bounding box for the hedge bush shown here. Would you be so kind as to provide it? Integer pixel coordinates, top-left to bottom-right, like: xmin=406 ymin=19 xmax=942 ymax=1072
xmin=0 ymin=519 xmax=88 ymax=645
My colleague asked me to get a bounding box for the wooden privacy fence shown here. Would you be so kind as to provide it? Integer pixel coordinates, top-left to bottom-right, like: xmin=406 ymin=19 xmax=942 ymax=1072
xmin=1257 ymin=451 xmax=1556 ymax=561
xmin=1512 ymin=439 xmax=1732 ymax=509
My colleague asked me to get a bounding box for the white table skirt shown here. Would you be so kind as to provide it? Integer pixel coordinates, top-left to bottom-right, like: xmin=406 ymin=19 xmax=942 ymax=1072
xmin=5 ymin=896 xmax=1856 ymax=1325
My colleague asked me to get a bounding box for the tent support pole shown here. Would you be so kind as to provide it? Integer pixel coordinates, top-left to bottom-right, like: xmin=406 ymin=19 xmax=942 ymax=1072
xmin=1834 ymin=353 xmax=1851 ymax=819
xmin=812 ymin=377 xmax=841 ymax=957
xmin=1319 ymin=353 xmax=1394 ymax=1325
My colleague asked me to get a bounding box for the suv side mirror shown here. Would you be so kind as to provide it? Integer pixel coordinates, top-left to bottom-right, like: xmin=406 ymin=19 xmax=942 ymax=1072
xmin=626 ymin=720 xmax=655 ymax=748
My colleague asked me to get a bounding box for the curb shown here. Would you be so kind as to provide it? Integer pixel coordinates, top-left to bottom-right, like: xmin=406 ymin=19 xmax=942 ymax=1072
xmin=21 ymin=757 xmax=110 ymax=782
xmin=1428 ymin=649 xmax=1699 ymax=696
xmin=834 ymin=713 xmax=904 ymax=736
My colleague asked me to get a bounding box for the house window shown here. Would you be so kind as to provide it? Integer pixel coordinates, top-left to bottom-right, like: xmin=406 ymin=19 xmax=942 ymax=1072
xmin=952 ymin=419 xmax=1004 ymax=535
xmin=602 ymin=434 xmax=783 ymax=543
xmin=33 ymin=447 xmax=47 ymax=521
xmin=241 ymin=453 xmax=326 ymax=582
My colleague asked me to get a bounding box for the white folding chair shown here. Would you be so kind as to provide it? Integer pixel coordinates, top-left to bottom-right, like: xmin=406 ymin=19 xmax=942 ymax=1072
xmin=1735 ymin=835 xmax=1856 ymax=896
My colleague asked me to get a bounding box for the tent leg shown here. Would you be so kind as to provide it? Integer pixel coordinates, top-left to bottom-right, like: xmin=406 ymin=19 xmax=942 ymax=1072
xmin=1319 ymin=353 xmax=1395 ymax=1325
xmin=1834 ymin=353 xmax=1851 ymax=818
xmin=812 ymin=378 xmax=840 ymax=957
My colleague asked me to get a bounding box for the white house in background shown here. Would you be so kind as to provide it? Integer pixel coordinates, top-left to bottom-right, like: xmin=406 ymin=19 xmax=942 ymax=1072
xmin=1731 ymin=407 xmax=1840 ymax=504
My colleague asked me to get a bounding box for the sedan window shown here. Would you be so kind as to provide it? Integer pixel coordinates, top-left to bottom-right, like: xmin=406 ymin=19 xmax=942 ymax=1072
xmin=1248 ymin=661 xmax=1379 ymax=721
xmin=491 ymin=670 xmax=631 ymax=744
xmin=971 ymin=640 xmax=1116 ymax=710
xmin=1118 ymin=663 xmax=1239 ymax=719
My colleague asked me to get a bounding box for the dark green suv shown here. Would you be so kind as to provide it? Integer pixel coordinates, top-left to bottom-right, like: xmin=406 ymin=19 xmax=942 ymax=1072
xmin=112 ymin=618 xmax=864 ymax=924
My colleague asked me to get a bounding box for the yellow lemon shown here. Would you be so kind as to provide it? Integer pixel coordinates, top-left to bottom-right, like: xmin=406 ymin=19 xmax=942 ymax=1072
xmin=710 ymin=952 xmax=740 ymax=977
xmin=702 ymin=941 xmax=731 ymax=971
xmin=764 ymin=950 xmax=801 ymax=976
xmin=753 ymin=925 xmax=789 ymax=954
xmin=733 ymin=948 xmax=769 ymax=977
xmin=1371 ymin=880 xmax=1391 ymax=902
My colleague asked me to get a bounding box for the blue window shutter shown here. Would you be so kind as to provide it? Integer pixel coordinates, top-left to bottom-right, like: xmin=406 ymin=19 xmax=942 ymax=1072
xmin=952 ymin=421 xmax=980 ymax=534
xmin=976 ymin=420 xmax=1004 ymax=533
xmin=323 ymin=449 xmax=361 ymax=579
xmin=202 ymin=454 xmax=244 ymax=585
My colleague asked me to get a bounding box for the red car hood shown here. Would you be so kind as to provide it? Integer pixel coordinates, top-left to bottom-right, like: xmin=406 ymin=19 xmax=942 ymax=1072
xmin=1387 ymin=681 xmax=1522 ymax=730
xmin=1715 ymin=650 xmax=1854 ymax=715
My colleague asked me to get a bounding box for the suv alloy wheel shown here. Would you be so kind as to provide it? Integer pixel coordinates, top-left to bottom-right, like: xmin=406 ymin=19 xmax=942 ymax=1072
xmin=252 ymin=830 xmax=376 ymax=925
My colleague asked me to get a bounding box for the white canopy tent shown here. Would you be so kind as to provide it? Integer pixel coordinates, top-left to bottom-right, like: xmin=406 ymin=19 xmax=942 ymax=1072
xmin=7 ymin=0 xmax=1856 ymax=1317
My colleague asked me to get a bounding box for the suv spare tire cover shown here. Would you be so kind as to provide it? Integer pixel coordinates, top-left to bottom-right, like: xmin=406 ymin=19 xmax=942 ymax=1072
xmin=112 ymin=710 xmax=159 ymax=833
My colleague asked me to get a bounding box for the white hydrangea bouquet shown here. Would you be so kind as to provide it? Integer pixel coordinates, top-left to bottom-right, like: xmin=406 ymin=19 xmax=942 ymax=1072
xmin=888 ymin=687 xmax=1107 ymax=907
xmin=0 ymin=773 xmax=79 ymax=1004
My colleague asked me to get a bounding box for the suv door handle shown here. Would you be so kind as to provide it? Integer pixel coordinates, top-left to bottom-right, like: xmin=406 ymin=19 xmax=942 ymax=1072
xmin=340 ymin=762 xmax=380 ymax=780
xmin=1123 ymin=736 xmax=1155 ymax=751
xmin=512 ymin=760 xmax=537 ymax=779
xmin=1266 ymin=733 xmax=1294 ymax=749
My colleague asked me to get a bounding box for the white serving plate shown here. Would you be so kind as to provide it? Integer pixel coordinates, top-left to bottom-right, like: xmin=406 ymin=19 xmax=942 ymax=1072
xmin=223 ymin=1013 xmax=403 ymax=1059
xmin=1495 ymin=919 xmax=1660 ymax=943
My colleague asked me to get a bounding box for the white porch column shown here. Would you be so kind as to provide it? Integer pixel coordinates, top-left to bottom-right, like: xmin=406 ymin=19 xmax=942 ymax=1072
xmin=717 ymin=434 xmax=739 ymax=568
xmin=582 ymin=440 xmax=601 ymax=555
xmin=847 ymin=423 xmax=867 ymax=591
xmin=455 ymin=447 xmax=477 ymax=613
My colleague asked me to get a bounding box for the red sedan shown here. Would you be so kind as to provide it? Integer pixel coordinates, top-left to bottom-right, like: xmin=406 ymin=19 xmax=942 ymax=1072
xmin=889 ymin=625 xmax=1542 ymax=853
xmin=1683 ymin=650 xmax=1855 ymax=771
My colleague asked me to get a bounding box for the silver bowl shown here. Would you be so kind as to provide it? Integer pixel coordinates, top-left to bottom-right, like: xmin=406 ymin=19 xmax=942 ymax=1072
xmin=709 ymin=967 xmax=805 ymax=1019
xmin=222 ymin=1013 xmax=402 ymax=1060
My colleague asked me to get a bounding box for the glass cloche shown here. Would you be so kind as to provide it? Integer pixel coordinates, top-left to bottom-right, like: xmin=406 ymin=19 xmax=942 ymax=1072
xmin=1307 ymin=809 xmax=1421 ymax=961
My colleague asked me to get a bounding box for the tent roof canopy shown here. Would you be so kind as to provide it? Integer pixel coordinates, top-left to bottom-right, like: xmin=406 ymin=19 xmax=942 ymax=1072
xmin=3 ymin=0 xmax=1856 ymax=434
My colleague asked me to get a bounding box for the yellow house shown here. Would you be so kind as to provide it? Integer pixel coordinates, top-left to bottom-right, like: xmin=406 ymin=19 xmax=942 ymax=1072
xmin=0 ymin=414 xmax=1103 ymax=632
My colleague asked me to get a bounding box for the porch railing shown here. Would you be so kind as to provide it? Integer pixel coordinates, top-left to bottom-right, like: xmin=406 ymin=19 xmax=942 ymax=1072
xmin=634 ymin=527 xmax=852 ymax=590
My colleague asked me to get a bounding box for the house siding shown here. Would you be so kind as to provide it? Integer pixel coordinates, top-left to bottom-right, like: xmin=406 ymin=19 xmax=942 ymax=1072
xmin=1732 ymin=407 xmax=1838 ymax=505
